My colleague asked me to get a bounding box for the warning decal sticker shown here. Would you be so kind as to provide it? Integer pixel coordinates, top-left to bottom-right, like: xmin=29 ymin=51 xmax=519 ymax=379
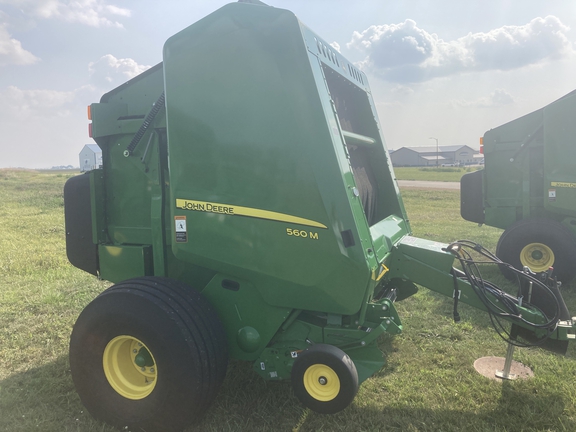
xmin=175 ymin=216 xmax=187 ymax=243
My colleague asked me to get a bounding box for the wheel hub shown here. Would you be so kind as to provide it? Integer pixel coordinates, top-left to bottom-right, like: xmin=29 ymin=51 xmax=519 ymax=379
xmin=134 ymin=346 xmax=154 ymax=368
xmin=520 ymin=242 xmax=554 ymax=273
xmin=103 ymin=335 xmax=157 ymax=400
xmin=303 ymin=364 xmax=340 ymax=401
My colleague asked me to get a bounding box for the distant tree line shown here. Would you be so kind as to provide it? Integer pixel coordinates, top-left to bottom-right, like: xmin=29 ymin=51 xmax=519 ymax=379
xmin=51 ymin=165 xmax=76 ymax=170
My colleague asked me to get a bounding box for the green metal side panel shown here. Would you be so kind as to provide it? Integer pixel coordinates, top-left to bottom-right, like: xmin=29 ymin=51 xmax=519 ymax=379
xmin=89 ymin=63 xmax=192 ymax=279
xmin=543 ymin=91 xmax=576 ymax=220
xmin=98 ymin=245 xmax=153 ymax=282
xmin=482 ymin=89 xmax=576 ymax=232
xmin=483 ymin=109 xmax=544 ymax=230
xmin=162 ymin=2 xmax=410 ymax=316
xmin=201 ymin=273 xmax=292 ymax=361
xmin=90 ymin=64 xmax=167 ymax=250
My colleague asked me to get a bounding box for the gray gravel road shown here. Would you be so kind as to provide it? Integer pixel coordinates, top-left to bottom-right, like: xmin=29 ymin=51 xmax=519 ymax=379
xmin=397 ymin=180 xmax=460 ymax=190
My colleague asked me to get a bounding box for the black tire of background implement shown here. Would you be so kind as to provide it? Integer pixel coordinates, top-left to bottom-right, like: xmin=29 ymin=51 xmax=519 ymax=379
xmin=496 ymin=218 xmax=576 ymax=284
xmin=69 ymin=277 xmax=228 ymax=432
xmin=291 ymin=344 xmax=359 ymax=414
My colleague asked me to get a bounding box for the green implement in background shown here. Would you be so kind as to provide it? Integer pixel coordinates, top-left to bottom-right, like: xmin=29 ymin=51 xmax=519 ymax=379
xmin=461 ymin=89 xmax=576 ymax=283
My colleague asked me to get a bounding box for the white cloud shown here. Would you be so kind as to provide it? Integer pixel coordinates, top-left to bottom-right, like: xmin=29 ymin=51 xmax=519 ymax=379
xmin=0 ymin=84 xmax=102 ymax=168
xmin=389 ymin=84 xmax=414 ymax=96
xmin=0 ymin=85 xmax=76 ymax=118
xmin=0 ymin=0 xmax=131 ymax=28
xmin=0 ymin=22 xmax=39 ymax=66
xmin=330 ymin=41 xmax=341 ymax=53
xmin=452 ymin=88 xmax=515 ymax=108
xmin=0 ymin=83 xmax=103 ymax=120
xmin=348 ymin=16 xmax=573 ymax=83
xmin=104 ymin=5 xmax=131 ymax=18
xmin=89 ymin=54 xmax=151 ymax=89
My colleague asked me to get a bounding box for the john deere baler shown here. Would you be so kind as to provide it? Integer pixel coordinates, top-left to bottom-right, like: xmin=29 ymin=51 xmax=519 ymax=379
xmin=64 ymin=2 xmax=576 ymax=431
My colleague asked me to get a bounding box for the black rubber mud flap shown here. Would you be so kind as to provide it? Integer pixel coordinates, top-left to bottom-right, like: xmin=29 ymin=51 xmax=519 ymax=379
xmin=64 ymin=173 xmax=98 ymax=275
xmin=460 ymin=169 xmax=485 ymax=224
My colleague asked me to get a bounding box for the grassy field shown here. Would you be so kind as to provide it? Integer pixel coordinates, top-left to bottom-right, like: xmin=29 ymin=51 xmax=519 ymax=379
xmin=394 ymin=166 xmax=481 ymax=182
xmin=1 ymin=169 xmax=575 ymax=432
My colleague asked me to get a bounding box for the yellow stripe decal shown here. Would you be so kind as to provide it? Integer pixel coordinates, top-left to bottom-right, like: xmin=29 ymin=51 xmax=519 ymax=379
xmin=551 ymin=181 xmax=576 ymax=189
xmin=176 ymin=199 xmax=327 ymax=229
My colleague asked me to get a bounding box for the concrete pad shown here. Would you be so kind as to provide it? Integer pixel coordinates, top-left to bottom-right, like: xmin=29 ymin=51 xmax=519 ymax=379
xmin=474 ymin=356 xmax=534 ymax=381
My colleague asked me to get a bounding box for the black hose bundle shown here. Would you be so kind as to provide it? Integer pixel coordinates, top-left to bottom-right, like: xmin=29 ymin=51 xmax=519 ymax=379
xmin=445 ymin=240 xmax=563 ymax=348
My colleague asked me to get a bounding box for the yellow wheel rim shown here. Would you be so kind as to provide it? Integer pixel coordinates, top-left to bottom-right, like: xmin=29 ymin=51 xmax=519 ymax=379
xmin=103 ymin=335 xmax=157 ymax=400
xmin=520 ymin=242 xmax=555 ymax=273
xmin=303 ymin=364 xmax=340 ymax=401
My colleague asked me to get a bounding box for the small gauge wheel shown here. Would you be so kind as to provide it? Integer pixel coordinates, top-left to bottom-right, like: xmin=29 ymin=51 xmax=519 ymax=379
xmin=291 ymin=344 xmax=358 ymax=414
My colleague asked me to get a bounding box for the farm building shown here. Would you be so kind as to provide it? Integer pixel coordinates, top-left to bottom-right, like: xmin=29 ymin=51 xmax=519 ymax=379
xmin=390 ymin=145 xmax=478 ymax=167
xmin=79 ymin=144 xmax=102 ymax=172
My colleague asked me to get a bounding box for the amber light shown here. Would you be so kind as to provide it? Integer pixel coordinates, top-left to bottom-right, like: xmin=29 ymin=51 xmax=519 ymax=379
xmin=88 ymin=105 xmax=93 ymax=137
xmin=479 ymin=137 xmax=483 ymax=154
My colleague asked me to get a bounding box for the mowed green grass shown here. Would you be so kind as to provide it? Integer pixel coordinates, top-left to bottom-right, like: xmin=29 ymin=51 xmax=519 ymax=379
xmin=394 ymin=166 xmax=481 ymax=182
xmin=1 ymin=169 xmax=575 ymax=432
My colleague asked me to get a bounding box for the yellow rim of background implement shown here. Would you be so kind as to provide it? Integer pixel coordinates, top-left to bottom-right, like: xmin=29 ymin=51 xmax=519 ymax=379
xmin=103 ymin=335 xmax=157 ymax=400
xmin=520 ymin=242 xmax=555 ymax=273
xmin=303 ymin=364 xmax=340 ymax=401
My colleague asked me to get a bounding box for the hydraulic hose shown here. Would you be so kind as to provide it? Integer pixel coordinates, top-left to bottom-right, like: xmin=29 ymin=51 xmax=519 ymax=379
xmin=445 ymin=240 xmax=562 ymax=347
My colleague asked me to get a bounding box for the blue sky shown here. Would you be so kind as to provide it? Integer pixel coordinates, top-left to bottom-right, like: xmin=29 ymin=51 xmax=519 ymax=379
xmin=1 ymin=0 xmax=575 ymax=168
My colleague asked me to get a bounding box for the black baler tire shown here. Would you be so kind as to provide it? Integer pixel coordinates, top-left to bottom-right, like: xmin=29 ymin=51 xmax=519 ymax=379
xmin=496 ymin=218 xmax=576 ymax=283
xmin=69 ymin=277 xmax=228 ymax=432
xmin=291 ymin=344 xmax=358 ymax=414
